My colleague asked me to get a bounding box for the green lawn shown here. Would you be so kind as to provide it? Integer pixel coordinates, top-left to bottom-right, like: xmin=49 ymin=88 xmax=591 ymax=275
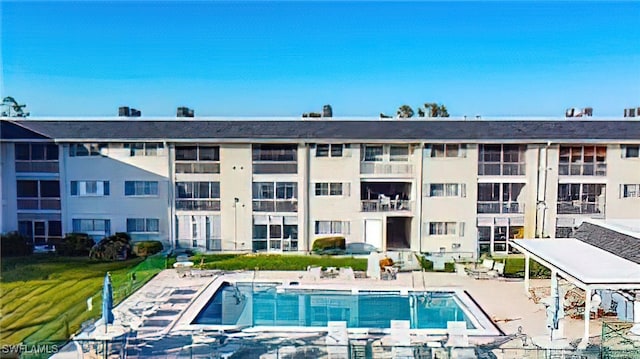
xmin=190 ymin=253 xmax=368 ymax=271
xmin=0 ymin=255 xmax=164 ymax=345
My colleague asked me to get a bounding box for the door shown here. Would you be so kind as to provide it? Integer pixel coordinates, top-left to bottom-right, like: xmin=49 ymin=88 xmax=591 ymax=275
xmin=33 ymin=221 xmax=47 ymax=244
xmin=364 ymin=219 xmax=383 ymax=250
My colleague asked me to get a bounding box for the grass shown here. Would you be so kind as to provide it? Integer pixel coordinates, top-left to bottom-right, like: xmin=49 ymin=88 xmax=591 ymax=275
xmin=0 ymin=255 xmax=164 ymax=345
xmin=493 ymin=255 xmax=551 ymax=278
xmin=189 ymin=253 xmax=368 ymax=272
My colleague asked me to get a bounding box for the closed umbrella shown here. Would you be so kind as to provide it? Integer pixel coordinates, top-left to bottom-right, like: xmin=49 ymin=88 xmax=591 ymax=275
xmin=102 ymin=273 xmax=114 ymax=333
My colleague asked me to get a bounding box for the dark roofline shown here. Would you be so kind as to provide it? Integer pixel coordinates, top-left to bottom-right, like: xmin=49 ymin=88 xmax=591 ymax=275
xmin=2 ymin=119 xmax=640 ymax=142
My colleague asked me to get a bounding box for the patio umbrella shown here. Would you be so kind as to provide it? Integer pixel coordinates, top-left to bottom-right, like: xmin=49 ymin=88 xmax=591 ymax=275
xmin=102 ymin=272 xmax=114 ymax=333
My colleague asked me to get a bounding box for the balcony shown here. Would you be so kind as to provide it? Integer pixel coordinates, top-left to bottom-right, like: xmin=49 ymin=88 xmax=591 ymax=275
xmin=175 ymin=199 xmax=221 ymax=211
xmin=17 ymin=198 xmax=61 ymax=210
xmin=360 ymin=162 xmax=413 ymax=176
xmin=175 ymin=162 xmax=220 ymax=174
xmin=557 ymin=201 xmax=605 ymax=216
xmin=361 ymin=200 xmax=412 ymax=212
xmin=477 ymin=202 xmax=524 ymax=214
xmin=253 ymin=162 xmax=297 ymax=174
xmin=15 ymin=161 xmax=59 ymax=173
xmin=252 ymin=200 xmax=298 ymax=212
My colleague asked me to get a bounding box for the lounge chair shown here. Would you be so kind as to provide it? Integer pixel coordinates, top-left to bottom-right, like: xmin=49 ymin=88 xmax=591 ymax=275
xmin=326 ymin=321 xmax=349 ymax=359
xmin=338 ymin=267 xmax=355 ymax=280
xmin=303 ymin=266 xmax=322 ymax=281
xmin=488 ymin=262 xmax=505 ymax=278
xmin=390 ymin=320 xmax=414 ymax=358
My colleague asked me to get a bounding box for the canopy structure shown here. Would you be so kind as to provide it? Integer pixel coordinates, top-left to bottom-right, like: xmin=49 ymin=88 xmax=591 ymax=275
xmin=511 ymin=238 xmax=640 ymax=347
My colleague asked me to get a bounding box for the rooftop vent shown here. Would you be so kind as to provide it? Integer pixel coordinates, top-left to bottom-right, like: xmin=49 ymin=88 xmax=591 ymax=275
xmin=118 ymin=106 xmax=141 ymax=117
xmin=322 ymin=104 xmax=333 ymax=118
xmin=565 ymin=107 xmax=593 ymax=118
xmin=624 ymin=107 xmax=639 ymax=118
xmin=177 ymin=107 xmax=195 ymax=118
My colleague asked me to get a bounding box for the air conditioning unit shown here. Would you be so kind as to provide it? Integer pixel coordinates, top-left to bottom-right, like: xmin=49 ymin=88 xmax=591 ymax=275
xmin=451 ymin=243 xmax=461 ymax=249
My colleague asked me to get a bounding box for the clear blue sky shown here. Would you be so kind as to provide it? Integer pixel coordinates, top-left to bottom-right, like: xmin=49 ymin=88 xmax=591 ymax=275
xmin=2 ymin=1 xmax=639 ymax=117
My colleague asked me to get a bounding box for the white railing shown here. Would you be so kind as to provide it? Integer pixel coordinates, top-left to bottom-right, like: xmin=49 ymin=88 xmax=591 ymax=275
xmin=361 ymin=200 xmax=412 ymax=212
xmin=360 ymin=162 xmax=413 ymax=175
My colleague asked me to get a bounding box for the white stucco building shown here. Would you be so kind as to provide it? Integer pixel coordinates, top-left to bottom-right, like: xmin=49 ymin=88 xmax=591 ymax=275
xmin=1 ymin=117 xmax=639 ymax=259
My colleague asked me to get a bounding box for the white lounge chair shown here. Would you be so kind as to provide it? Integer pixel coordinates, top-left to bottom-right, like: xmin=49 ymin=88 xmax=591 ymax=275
xmin=338 ymin=267 xmax=355 ymax=280
xmin=445 ymin=321 xmax=469 ymax=348
xmin=390 ymin=320 xmax=414 ymax=358
xmin=488 ymin=262 xmax=505 ymax=278
xmin=303 ymin=266 xmax=322 ymax=281
xmin=326 ymin=321 xmax=349 ymax=359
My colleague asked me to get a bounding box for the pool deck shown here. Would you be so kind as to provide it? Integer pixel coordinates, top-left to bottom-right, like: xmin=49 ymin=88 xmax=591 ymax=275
xmin=55 ymin=268 xmax=605 ymax=358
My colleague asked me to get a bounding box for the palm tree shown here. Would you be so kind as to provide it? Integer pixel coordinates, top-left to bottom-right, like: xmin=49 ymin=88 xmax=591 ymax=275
xmin=396 ymin=105 xmax=414 ymax=118
xmin=1 ymin=96 xmax=30 ymax=117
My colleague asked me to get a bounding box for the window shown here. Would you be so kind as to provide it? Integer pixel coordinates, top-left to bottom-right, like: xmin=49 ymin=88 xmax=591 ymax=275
xmin=389 ymin=146 xmax=409 ymax=161
xmin=72 ymin=219 xmax=111 ymax=234
xmin=124 ymin=181 xmax=159 ymax=196
xmin=428 ymin=183 xmax=465 ymax=197
xmin=429 ymin=144 xmax=465 ymax=158
xmin=70 ymin=181 xmax=110 ymax=196
xmin=252 ymin=215 xmax=298 ymax=251
xmin=478 ymin=144 xmax=525 ymax=175
xmin=175 ymin=182 xmax=221 ymax=210
xmin=315 ymin=182 xmax=346 ymax=196
xmin=175 ymin=182 xmax=220 ymax=199
xmin=17 ymin=180 xmax=60 ymax=198
xmin=126 ymin=218 xmax=160 ymax=233
xmin=363 ymin=145 xmax=383 ymax=161
xmin=558 ymin=146 xmax=607 ymax=176
xmin=477 ymin=183 xmax=525 ymax=213
xmin=622 ymin=184 xmax=640 ymax=198
xmin=69 ymin=143 xmax=106 ymax=157
xmin=252 ymin=144 xmax=297 ymax=161
xmin=175 ymin=145 xmax=219 ymax=161
xmin=124 ymin=143 xmax=164 ymax=156
xmin=557 ymin=183 xmax=606 ymax=214
xmin=315 ymin=144 xmax=344 ymax=157
xmin=16 ymin=143 xmax=59 ymax=160
xmin=252 ymin=182 xmax=298 ymax=212
xmin=315 ymin=221 xmax=350 ymax=235
xmin=428 ymin=222 xmax=457 ymax=235
xmin=623 ymin=145 xmax=640 ymax=158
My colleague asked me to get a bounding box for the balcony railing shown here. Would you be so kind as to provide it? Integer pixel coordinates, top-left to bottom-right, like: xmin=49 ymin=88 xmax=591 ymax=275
xmin=252 ymin=200 xmax=298 ymax=212
xmin=175 ymin=199 xmax=221 ymax=211
xmin=15 ymin=161 xmax=59 ymax=173
xmin=253 ymin=162 xmax=298 ymax=174
xmin=17 ymin=198 xmax=61 ymax=210
xmin=360 ymin=162 xmax=413 ymax=176
xmin=175 ymin=162 xmax=220 ymax=174
xmin=557 ymin=201 xmax=605 ymax=215
xmin=477 ymin=202 xmax=524 ymax=214
xmin=361 ymin=200 xmax=412 ymax=212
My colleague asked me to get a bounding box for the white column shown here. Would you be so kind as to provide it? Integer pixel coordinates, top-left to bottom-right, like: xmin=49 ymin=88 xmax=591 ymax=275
xmin=582 ymin=287 xmax=592 ymax=347
xmin=631 ymin=293 xmax=640 ymax=335
xmin=524 ymin=253 xmax=531 ymax=296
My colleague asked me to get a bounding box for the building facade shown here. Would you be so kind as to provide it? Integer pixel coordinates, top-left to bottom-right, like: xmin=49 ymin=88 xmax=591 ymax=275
xmin=1 ymin=118 xmax=639 ymax=259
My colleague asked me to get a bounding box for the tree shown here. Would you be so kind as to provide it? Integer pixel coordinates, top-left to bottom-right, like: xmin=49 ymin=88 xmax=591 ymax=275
xmin=1 ymin=96 xmax=30 ymax=117
xmin=419 ymin=102 xmax=449 ymax=118
xmin=396 ymin=105 xmax=414 ymax=118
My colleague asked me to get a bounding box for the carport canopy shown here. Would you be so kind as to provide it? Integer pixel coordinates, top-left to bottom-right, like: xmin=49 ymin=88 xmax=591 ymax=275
xmin=511 ymin=238 xmax=640 ymax=347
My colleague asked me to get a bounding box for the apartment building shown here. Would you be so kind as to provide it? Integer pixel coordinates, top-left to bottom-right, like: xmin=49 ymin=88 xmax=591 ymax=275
xmin=1 ymin=118 xmax=639 ymax=259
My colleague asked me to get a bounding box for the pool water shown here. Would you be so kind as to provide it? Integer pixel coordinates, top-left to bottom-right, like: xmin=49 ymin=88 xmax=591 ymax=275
xmin=193 ymin=283 xmax=475 ymax=329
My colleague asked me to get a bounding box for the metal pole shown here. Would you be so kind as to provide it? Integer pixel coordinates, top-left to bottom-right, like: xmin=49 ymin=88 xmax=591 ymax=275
xmin=234 ymin=198 xmax=239 ymax=250
xmin=524 ymin=253 xmax=531 ymax=297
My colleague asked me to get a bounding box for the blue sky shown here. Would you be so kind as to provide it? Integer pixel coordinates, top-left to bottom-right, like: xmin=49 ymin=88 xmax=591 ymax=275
xmin=2 ymin=1 xmax=639 ymax=117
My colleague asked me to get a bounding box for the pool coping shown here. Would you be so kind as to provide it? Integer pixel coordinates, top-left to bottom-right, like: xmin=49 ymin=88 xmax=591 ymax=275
xmin=175 ymin=273 xmax=503 ymax=337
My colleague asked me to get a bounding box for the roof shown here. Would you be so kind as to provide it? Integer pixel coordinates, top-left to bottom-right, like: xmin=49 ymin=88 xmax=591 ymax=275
xmin=2 ymin=118 xmax=640 ymax=142
xmin=573 ymin=222 xmax=640 ymax=265
xmin=512 ymin=239 xmax=640 ymax=288
xmin=0 ymin=120 xmax=50 ymax=140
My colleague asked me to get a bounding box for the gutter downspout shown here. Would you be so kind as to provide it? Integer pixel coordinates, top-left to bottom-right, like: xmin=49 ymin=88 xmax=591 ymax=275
xmin=541 ymin=141 xmax=550 ymax=238
xmin=166 ymin=141 xmax=175 ymax=252
xmin=418 ymin=143 xmax=425 ymax=254
xmin=305 ymin=142 xmax=311 ymax=253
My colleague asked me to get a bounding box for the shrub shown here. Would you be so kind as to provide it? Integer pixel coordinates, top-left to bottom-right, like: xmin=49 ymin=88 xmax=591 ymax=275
xmin=133 ymin=241 xmax=163 ymax=257
xmin=52 ymin=233 xmax=94 ymax=256
xmin=311 ymin=236 xmax=346 ymax=254
xmin=0 ymin=231 xmax=33 ymax=257
xmin=416 ymin=255 xmax=455 ymax=272
xmin=90 ymin=232 xmax=132 ymax=261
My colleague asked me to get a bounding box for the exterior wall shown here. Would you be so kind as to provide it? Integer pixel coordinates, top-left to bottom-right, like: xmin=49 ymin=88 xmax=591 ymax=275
xmin=63 ymin=144 xmax=170 ymax=244
xmin=1 ymin=143 xmax=18 ymax=233
xmin=605 ymin=144 xmax=640 ymax=219
xmin=218 ymin=144 xmax=253 ymax=251
xmin=422 ymin=144 xmax=477 ymax=258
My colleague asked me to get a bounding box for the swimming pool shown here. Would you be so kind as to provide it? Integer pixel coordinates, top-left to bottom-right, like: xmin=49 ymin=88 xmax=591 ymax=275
xmin=191 ymin=282 xmax=486 ymax=331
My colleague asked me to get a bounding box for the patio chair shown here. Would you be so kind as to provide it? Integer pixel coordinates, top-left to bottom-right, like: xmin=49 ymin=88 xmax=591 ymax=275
xmin=390 ymin=320 xmax=414 ymax=359
xmin=466 ymin=259 xmax=494 ymax=279
xmin=488 ymin=262 xmax=505 ymax=278
xmin=303 ymin=266 xmax=322 ymax=281
xmin=326 ymin=321 xmax=349 ymax=359
xmin=338 ymin=267 xmax=355 ymax=280
xmin=445 ymin=321 xmax=469 ymax=348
